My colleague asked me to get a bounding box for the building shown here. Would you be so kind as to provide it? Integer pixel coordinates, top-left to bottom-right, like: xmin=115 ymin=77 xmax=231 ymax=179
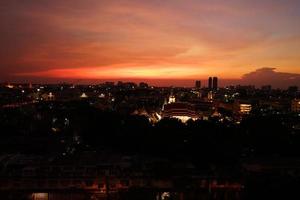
xmin=207 ymin=91 xmax=213 ymax=101
xmin=291 ymin=99 xmax=300 ymax=112
xmin=41 ymin=92 xmax=55 ymax=101
xmin=259 ymin=99 xmax=290 ymax=111
xmin=208 ymin=77 xmax=213 ymax=89
xmin=239 ymin=103 xmax=252 ymax=114
xmin=208 ymin=77 xmax=218 ymax=90
xmin=234 ymin=101 xmax=252 ymax=115
xmin=288 ymin=86 xmax=298 ymax=93
xmin=80 ymin=92 xmax=88 ymax=98
xmin=168 ymin=94 xmax=176 ymax=104
xmin=195 ymin=80 xmax=201 ymax=89
xmin=261 ymin=85 xmax=272 ymax=91
xmin=162 ymin=102 xmax=200 ymax=122
xmin=213 ymin=77 xmax=218 ymax=90
xmin=139 ymin=82 xmax=149 ymax=88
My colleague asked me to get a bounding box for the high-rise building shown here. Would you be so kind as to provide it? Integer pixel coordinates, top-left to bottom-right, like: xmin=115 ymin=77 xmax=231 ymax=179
xmin=195 ymin=80 xmax=201 ymax=89
xmin=213 ymin=77 xmax=218 ymax=90
xmin=208 ymin=77 xmax=218 ymax=90
xmin=208 ymin=77 xmax=213 ymax=89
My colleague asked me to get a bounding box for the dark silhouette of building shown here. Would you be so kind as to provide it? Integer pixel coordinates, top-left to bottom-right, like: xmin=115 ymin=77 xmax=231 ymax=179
xmin=208 ymin=77 xmax=213 ymax=89
xmin=139 ymin=82 xmax=149 ymax=88
xmin=195 ymin=80 xmax=201 ymax=89
xmin=288 ymin=86 xmax=298 ymax=93
xmin=261 ymin=85 xmax=272 ymax=91
xmin=213 ymin=77 xmax=218 ymax=90
xmin=208 ymin=77 xmax=218 ymax=90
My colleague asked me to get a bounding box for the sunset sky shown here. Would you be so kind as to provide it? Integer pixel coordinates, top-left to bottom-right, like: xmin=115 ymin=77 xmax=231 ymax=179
xmin=1 ymin=0 xmax=300 ymax=87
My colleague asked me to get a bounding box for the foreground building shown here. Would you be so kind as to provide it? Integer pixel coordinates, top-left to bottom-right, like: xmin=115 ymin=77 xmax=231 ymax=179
xmin=162 ymin=102 xmax=200 ymax=122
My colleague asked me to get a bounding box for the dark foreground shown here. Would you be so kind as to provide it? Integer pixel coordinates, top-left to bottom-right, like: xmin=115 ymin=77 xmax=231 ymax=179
xmin=0 ymin=152 xmax=300 ymax=200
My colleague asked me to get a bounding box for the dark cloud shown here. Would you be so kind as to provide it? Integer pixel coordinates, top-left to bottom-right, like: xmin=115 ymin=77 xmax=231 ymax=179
xmin=241 ymin=68 xmax=300 ymax=88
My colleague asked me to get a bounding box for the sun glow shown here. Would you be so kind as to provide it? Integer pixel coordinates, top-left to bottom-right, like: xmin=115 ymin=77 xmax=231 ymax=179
xmin=16 ymin=65 xmax=206 ymax=79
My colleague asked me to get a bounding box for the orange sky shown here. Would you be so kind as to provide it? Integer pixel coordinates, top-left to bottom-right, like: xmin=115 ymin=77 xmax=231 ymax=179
xmin=1 ymin=0 xmax=300 ymax=86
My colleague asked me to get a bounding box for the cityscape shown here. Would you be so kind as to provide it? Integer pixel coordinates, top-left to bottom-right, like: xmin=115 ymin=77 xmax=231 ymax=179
xmin=1 ymin=79 xmax=300 ymax=199
xmin=1 ymin=0 xmax=300 ymax=199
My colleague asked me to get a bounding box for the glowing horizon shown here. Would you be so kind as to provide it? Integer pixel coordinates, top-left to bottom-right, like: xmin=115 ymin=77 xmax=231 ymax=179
xmin=16 ymin=64 xmax=211 ymax=80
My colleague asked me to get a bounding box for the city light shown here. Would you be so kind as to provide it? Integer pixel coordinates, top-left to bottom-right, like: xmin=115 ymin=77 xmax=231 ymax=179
xmin=80 ymin=93 xmax=88 ymax=98
xmin=240 ymin=104 xmax=252 ymax=114
xmin=32 ymin=193 xmax=48 ymax=200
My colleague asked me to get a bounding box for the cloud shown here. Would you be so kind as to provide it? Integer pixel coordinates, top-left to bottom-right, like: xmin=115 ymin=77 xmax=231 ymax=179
xmin=241 ymin=67 xmax=300 ymax=88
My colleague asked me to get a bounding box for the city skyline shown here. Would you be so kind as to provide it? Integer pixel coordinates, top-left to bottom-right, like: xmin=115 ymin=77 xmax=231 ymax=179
xmin=4 ymin=67 xmax=300 ymax=89
xmin=1 ymin=0 xmax=300 ymax=88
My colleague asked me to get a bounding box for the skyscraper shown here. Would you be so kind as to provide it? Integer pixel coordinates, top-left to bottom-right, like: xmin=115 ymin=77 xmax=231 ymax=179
xmin=208 ymin=77 xmax=213 ymax=89
xmin=195 ymin=80 xmax=201 ymax=89
xmin=213 ymin=77 xmax=218 ymax=90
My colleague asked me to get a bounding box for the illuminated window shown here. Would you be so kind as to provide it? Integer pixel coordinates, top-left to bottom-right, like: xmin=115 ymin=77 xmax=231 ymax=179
xmin=240 ymin=104 xmax=252 ymax=114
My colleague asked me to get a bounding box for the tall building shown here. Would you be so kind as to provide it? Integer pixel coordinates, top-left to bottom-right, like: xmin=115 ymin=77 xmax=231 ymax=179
xmin=208 ymin=77 xmax=213 ymax=89
xmin=213 ymin=77 xmax=218 ymax=90
xmin=208 ymin=77 xmax=218 ymax=90
xmin=195 ymin=80 xmax=201 ymax=89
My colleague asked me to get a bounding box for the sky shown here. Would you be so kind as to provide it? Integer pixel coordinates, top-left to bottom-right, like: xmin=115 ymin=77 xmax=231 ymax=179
xmin=1 ymin=0 xmax=300 ymax=87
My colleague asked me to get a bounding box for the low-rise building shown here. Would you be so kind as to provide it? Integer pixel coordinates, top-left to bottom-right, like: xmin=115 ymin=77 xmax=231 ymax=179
xmin=291 ymin=99 xmax=300 ymax=112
